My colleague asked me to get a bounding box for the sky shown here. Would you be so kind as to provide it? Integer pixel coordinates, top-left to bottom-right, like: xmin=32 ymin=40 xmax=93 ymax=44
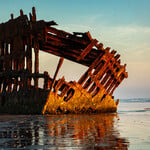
xmin=0 ymin=0 xmax=150 ymax=99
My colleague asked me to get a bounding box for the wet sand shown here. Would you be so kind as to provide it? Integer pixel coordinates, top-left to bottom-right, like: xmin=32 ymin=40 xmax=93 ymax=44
xmin=0 ymin=98 xmax=150 ymax=149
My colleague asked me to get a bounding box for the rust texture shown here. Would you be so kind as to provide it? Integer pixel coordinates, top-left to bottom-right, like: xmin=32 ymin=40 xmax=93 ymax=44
xmin=0 ymin=7 xmax=128 ymax=114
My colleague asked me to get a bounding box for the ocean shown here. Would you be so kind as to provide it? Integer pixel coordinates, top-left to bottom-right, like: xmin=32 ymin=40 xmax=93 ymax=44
xmin=0 ymin=98 xmax=150 ymax=150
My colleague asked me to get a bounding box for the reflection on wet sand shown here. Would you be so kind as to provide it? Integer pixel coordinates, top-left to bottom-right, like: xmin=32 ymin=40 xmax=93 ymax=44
xmin=0 ymin=114 xmax=129 ymax=149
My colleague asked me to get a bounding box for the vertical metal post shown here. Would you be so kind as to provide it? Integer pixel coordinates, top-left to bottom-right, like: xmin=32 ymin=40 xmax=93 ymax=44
xmin=42 ymin=57 xmax=64 ymax=115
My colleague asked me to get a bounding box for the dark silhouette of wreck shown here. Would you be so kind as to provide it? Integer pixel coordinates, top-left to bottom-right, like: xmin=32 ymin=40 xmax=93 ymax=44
xmin=0 ymin=7 xmax=128 ymax=114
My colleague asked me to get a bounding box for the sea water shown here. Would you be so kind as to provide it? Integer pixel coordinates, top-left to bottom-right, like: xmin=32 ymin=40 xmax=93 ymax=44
xmin=0 ymin=98 xmax=150 ymax=150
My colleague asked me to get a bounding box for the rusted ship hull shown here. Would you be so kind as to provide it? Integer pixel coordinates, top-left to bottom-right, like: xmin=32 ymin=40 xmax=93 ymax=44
xmin=0 ymin=89 xmax=48 ymax=114
xmin=0 ymin=7 xmax=127 ymax=114
xmin=0 ymin=80 xmax=118 ymax=114
xmin=44 ymin=81 xmax=118 ymax=114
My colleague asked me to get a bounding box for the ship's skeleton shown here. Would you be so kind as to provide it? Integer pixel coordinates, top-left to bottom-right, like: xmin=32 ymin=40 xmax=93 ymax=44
xmin=0 ymin=7 xmax=127 ymax=114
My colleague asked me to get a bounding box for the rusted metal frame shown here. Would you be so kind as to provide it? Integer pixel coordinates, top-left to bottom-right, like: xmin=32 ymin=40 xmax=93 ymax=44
xmin=43 ymin=42 xmax=82 ymax=58
xmin=0 ymin=42 xmax=4 ymax=72
xmin=86 ymin=80 xmax=96 ymax=94
xmin=96 ymin=51 xmax=112 ymax=81
xmin=57 ymin=81 xmax=67 ymax=91
xmin=97 ymin=64 xmax=109 ymax=81
xmin=78 ymin=50 xmax=104 ymax=86
xmin=43 ymin=43 xmax=80 ymax=59
xmin=12 ymin=46 xmax=18 ymax=91
xmin=42 ymin=57 xmax=64 ymax=115
xmin=116 ymin=70 xmax=127 ymax=85
xmin=27 ymin=36 xmax=32 ymax=72
xmin=110 ymin=82 xmax=119 ymax=95
xmin=28 ymin=72 xmax=49 ymax=78
xmin=77 ymin=47 xmax=103 ymax=87
xmin=26 ymin=36 xmax=32 ymax=89
xmin=45 ymin=39 xmax=70 ymax=50
xmin=32 ymin=7 xmax=36 ymax=22
xmin=87 ymin=82 xmax=96 ymax=93
xmin=46 ymin=32 xmax=87 ymax=50
xmin=108 ymin=64 xmax=121 ymax=87
xmin=83 ymin=77 xmax=91 ymax=89
xmin=40 ymin=44 xmax=92 ymax=66
xmin=73 ymin=31 xmax=91 ymax=39
xmin=49 ymin=57 xmax=64 ymax=93
xmin=53 ymin=77 xmax=65 ymax=93
xmin=29 ymin=7 xmax=36 ymax=23
xmin=104 ymin=76 xmax=113 ymax=89
xmin=44 ymin=42 xmax=97 ymax=62
xmin=0 ymin=42 xmax=4 ymax=55
xmin=91 ymin=86 xmax=100 ymax=97
xmin=107 ymin=81 xmax=115 ymax=94
xmin=40 ymin=48 xmax=82 ymax=67
xmin=0 ymin=81 xmax=2 ymax=92
xmin=20 ymin=9 xmax=24 ymax=17
xmin=82 ymin=70 xmax=99 ymax=94
xmin=46 ymin=26 xmax=89 ymax=45
xmin=110 ymin=49 xmax=117 ymax=55
xmin=34 ymin=39 xmax=39 ymax=89
xmin=60 ymin=86 xmax=71 ymax=98
xmin=89 ymin=51 xmax=105 ymax=74
xmin=111 ymin=51 xmax=124 ymax=71
xmin=84 ymin=48 xmax=101 ymax=60
xmin=124 ymin=71 xmax=128 ymax=78
xmin=118 ymin=73 xmax=125 ymax=83
xmin=5 ymin=43 xmax=8 ymax=55
xmin=7 ymin=50 xmax=13 ymax=90
xmin=81 ymin=76 xmax=90 ymax=89
xmin=60 ymin=85 xmax=70 ymax=97
xmin=40 ymin=47 xmax=63 ymax=58
xmin=46 ymin=31 xmax=90 ymax=51
xmin=46 ymin=33 xmax=63 ymax=42
xmin=93 ymin=61 xmax=105 ymax=75
xmin=96 ymin=67 xmax=111 ymax=92
xmin=8 ymin=41 xmax=13 ymax=71
xmin=114 ymin=54 xmax=120 ymax=60
xmin=101 ymin=56 xmax=119 ymax=89
xmin=77 ymin=39 xmax=98 ymax=61
xmin=46 ymin=36 xmax=85 ymax=55
xmin=87 ymin=73 xmax=103 ymax=95
xmin=101 ymin=71 xmax=111 ymax=85
xmin=12 ymin=78 xmax=18 ymax=91
xmin=95 ymin=42 xmax=104 ymax=50
xmin=2 ymin=78 xmax=7 ymax=92
xmin=113 ymin=73 xmax=125 ymax=92
xmin=44 ymin=71 xmax=50 ymax=90
xmin=64 ymin=88 xmax=75 ymax=102
xmin=107 ymin=79 xmax=117 ymax=94
xmin=3 ymin=71 xmax=19 ymax=92
xmin=42 ymin=35 xmax=103 ymax=66
xmin=111 ymin=50 xmax=121 ymax=73
xmin=20 ymin=71 xmax=27 ymax=91
xmin=19 ymin=39 xmax=25 ymax=70
xmin=98 ymin=60 xmax=114 ymax=86
xmin=46 ymin=26 xmax=71 ymax=37
xmin=8 ymin=78 xmax=12 ymax=92
xmin=115 ymin=65 xmax=126 ymax=81
xmin=78 ymin=71 xmax=89 ymax=85
xmin=4 ymin=55 xmax=10 ymax=71
xmin=17 ymin=37 xmax=24 ymax=71
xmin=84 ymin=31 xmax=92 ymax=41
xmin=92 ymin=50 xmax=108 ymax=75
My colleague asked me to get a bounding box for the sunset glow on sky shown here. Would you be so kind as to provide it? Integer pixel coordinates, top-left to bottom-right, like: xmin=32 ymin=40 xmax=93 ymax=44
xmin=0 ymin=0 xmax=150 ymax=99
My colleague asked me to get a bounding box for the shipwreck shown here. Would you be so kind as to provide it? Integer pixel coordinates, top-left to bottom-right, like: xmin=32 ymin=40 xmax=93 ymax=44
xmin=0 ymin=7 xmax=128 ymax=114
